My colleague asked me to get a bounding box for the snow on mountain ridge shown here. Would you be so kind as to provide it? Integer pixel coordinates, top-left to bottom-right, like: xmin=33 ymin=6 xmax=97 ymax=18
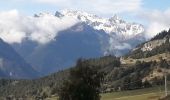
xmin=33 ymin=10 xmax=144 ymax=41
xmin=32 ymin=10 xmax=145 ymax=56
xmin=61 ymin=10 xmax=144 ymax=40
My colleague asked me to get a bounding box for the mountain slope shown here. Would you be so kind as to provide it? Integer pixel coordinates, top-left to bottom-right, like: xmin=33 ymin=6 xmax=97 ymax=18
xmin=0 ymin=38 xmax=38 ymax=79
xmin=0 ymin=54 xmax=167 ymax=99
xmin=126 ymin=29 xmax=170 ymax=59
xmin=11 ymin=10 xmax=146 ymax=76
xmin=61 ymin=10 xmax=145 ymax=55
xmin=2 ymin=29 xmax=170 ymax=99
xmin=61 ymin=10 xmax=144 ymax=40
xmin=19 ymin=23 xmax=109 ymax=75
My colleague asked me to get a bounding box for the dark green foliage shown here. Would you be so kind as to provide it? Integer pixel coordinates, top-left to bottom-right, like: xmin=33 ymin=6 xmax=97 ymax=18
xmin=143 ymin=80 xmax=152 ymax=88
xmin=0 ymin=70 xmax=69 ymax=99
xmin=151 ymin=29 xmax=170 ymax=41
xmin=87 ymin=55 xmax=120 ymax=68
xmin=0 ymin=56 xmax=117 ymax=99
xmin=58 ymin=59 xmax=104 ymax=100
xmin=0 ymin=55 xmax=166 ymax=98
xmin=111 ymin=61 xmax=153 ymax=91
xmin=159 ymin=59 xmax=169 ymax=68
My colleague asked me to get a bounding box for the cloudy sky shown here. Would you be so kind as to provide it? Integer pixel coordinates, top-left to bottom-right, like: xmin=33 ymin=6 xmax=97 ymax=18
xmin=1 ymin=0 xmax=169 ymax=15
xmin=0 ymin=0 xmax=170 ymax=43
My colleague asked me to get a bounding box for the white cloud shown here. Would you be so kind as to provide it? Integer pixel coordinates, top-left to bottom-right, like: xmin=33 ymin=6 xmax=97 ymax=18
xmin=0 ymin=10 xmax=78 ymax=44
xmin=35 ymin=0 xmax=142 ymax=15
xmin=140 ymin=9 xmax=170 ymax=38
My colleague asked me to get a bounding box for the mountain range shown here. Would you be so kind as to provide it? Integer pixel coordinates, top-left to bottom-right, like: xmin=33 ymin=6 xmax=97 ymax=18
xmin=1 ymin=29 xmax=170 ymax=99
xmin=0 ymin=10 xmax=145 ymax=77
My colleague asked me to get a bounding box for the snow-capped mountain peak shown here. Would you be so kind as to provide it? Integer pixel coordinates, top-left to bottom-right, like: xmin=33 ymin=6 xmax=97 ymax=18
xmin=60 ymin=10 xmax=144 ymax=41
xmin=62 ymin=9 xmax=105 ymax=23
xmin=31 ymin=10 xmax=145 ymax=57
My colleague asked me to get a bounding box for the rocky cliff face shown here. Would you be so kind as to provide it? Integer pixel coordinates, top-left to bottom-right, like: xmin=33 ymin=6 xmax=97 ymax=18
xmin=141 ymin=37 xmax=170 ymax=51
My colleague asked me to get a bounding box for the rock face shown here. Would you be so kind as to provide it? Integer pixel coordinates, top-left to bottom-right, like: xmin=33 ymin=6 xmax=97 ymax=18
xmin=141 ymin=37 xmax=170 ymax=52
xmin=0 ymin=39 xmax=38 ymax=79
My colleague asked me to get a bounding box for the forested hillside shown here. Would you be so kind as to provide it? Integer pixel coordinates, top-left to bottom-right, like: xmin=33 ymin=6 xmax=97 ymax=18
xmin=126 ymin=29 xmax=170 ymax=59
xmin=0 ymin=55 xmax=169 ymax=99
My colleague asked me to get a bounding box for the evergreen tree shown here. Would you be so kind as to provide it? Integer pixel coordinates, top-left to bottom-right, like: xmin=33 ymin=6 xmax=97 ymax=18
xmin=58 ymin=59 xmax=104 ymax=100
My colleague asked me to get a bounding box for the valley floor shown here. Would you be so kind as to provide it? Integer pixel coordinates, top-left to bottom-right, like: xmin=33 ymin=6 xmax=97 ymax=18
xmin=101 ymin=85 xmax=170 ymax=100
xmin=102 ymin=92 xmax=162 ymax=100
xmin=46 ymin=86 xmax=167 ymax=100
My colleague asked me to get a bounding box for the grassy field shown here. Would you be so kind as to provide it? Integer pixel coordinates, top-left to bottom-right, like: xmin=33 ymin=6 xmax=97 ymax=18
xmin=101 ymin=87 xmax=165 ymax=100
xmin=47 ymin=86 xmax=167 ymax=100
xmin=102 ymin=92 xmax=163 ymax=100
